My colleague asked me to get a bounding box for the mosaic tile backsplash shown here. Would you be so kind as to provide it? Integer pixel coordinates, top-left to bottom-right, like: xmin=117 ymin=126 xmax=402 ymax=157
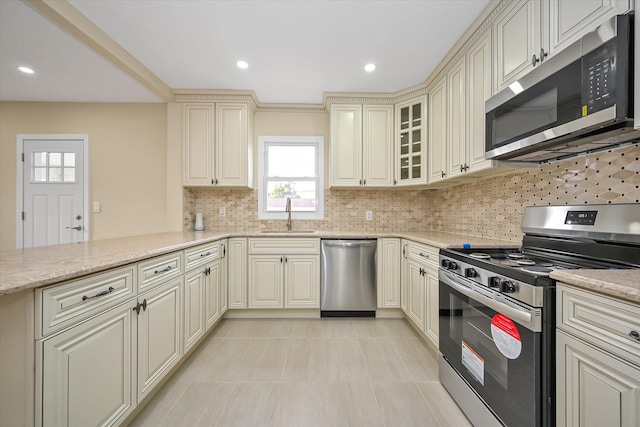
xmin=184 ymin=143 xmax=639 ymax=242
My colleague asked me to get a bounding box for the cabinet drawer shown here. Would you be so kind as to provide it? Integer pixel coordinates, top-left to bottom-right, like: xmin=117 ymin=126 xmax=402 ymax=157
xmin=184 ymin=241 xmax=221 ymax=271
xmin=138 ymin=252 xmax=184 ymax=293
xmin=37 ymin=265 xmax=136 ymax=338
xmin=406 ymin=241 xmax=439 ymax=264
xmin=558 ymin=284 xmax=640 ymax=367
xmin=248 ymin=238 xmax=320 ymax=254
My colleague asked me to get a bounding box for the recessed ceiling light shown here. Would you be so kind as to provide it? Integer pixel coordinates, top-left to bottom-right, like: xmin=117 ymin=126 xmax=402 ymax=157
xmin=236 ymin=60 xmax=248 ymax=69
xmin=364 ymin=63 xmax=376 ymax=72
xmin=18 ymin=66 xmax=34 ymax=74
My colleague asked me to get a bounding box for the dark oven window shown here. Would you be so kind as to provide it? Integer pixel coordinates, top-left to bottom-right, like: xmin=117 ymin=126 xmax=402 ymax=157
xmin=439 ymin=281 xmax=542 ymax=427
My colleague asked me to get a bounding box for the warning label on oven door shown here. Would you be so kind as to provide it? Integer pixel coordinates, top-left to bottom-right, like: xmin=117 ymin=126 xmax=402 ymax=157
xmin=461 ymin=341 xmax=485 ymax=385
xmin=491 ymin=314 xmax=522 ymax=359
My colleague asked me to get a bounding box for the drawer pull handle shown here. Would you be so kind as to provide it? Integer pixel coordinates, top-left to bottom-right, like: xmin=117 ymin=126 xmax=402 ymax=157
xmin=200 ymin=251 xmax=212 ymax=257
xmin=419 ymin=252 xmax=429 ymax=258
xmin=629 ymin=331 xmax=640 ymax=342
xmin=154 ymin=266 xmax=173 ymax=275
xmin=82 ymin=287 xmax=115 ymax=301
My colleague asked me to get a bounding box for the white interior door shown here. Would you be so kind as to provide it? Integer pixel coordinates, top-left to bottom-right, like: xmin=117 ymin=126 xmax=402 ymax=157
xmin=19 ymin=136 xmax=88 ymax=248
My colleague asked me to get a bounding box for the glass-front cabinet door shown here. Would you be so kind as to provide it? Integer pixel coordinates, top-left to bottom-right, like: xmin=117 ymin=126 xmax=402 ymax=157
xmin=395 ymin=98 xmax=427 ymax=186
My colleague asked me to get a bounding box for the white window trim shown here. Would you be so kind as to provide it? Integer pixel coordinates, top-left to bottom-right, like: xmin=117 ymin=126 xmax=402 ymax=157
xmin=258 ymin=136 xmax=324 ymax=220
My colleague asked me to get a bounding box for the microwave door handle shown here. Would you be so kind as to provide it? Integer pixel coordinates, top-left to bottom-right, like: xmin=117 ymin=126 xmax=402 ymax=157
xmin=440 ymin=270 xmax=532 ymax=324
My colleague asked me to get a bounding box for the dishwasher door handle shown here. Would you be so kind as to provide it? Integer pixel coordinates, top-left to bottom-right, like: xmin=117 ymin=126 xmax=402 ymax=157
xmin=322 ymin=241 xmax=376 ymax=248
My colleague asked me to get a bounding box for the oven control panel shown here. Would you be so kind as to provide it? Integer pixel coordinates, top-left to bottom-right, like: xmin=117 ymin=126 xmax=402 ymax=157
xmin=439 ymin=255 xmax=544 ymax=308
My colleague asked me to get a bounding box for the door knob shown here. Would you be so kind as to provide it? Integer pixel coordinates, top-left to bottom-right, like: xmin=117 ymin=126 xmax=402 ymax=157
xmin=66 ymin=225 xmax=82 ymax=230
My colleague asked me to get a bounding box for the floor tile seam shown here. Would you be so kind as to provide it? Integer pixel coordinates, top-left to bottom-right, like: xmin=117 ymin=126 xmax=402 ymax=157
xmin=415 ymin=381 xmax=447 ymax=427
xmin=356 ymin=336 xmax=415 ymax=382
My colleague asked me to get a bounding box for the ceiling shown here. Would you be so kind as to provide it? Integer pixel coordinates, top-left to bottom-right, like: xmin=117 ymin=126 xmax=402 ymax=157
xmin=0 ymin=0 xmax=491 ymax=104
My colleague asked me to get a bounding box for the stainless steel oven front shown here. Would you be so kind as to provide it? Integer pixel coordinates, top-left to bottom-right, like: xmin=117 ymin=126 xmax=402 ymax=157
xmin=438 ymin=268 xmax=547 ymax=427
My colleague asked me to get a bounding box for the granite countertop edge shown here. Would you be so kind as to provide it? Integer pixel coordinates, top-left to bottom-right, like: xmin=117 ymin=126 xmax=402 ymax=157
xmin=550 ymin=269 xmax=640 ymax=305
xmin=0 ymin=230 xmax=517 ymax=295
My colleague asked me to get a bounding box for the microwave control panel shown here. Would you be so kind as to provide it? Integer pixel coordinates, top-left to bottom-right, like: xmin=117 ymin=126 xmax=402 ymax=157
xmin=582 ymin=38 xmax=617 ymax=114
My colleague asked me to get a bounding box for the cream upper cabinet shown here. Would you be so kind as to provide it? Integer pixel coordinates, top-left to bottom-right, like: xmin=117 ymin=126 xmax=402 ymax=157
xmin=466 ymin=29 xmax=494 ymax=172
xmin=446 ymin=56 xmax=467 ymax=180
xmin=377 ymin=238 xmax=401 ymax=308
xmin=330 ymin=104 xmax=393 ymax=187
xmin=494 ymin=0 xmax=631 ymax=93
xmin=549 ymin=0 xmax=631 ymax=56
xmin=183 ymin=102 xmax=253 ymax=188
xmin=427 ymin=75 xmax=448 ymax=183
xmin=40 ymin=302 xmax=134 ymax=427
xmin=493 ymin=0 xmax=543 ymax=93
xmin=395 ymin=98 xmax=427 ymax=186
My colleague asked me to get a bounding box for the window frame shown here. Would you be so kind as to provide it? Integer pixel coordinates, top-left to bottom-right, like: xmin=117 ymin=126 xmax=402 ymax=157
xmin=257 ymin=135 xmax=324 ymax=220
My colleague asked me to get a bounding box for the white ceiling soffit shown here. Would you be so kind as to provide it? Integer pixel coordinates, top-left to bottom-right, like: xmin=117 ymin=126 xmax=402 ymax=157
xmin=0 ymin=0 xmax=163 ymax=103
xmin=2 ymin=0 xmax=491 ymax=104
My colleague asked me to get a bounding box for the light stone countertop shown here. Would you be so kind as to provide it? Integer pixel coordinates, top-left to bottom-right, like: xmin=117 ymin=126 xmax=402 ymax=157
xmin=0 ymin=230 xmax=517 ymax=295
xmin=550 ymin=269 xmax=640 ymax=305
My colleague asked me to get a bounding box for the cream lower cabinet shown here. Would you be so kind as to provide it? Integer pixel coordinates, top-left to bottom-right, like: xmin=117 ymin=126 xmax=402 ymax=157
xmin=248 ymin=238 xmax=320 ymax=309
xmin=136 ymin=277 xmax=182 ymax=402
xmin=557 ymin=283 xmax=640 ymax=427
xmin=248 ymin=254 xmax=320 ymax=308
xmin=377 ymin=238 xmax=401 ymax=308
xmin=183 ymin=264 xmax=207 ymax=352
xmin=400 ymin=240 xmax=439 ymax=347
xmin=228 ymin=238 xmax=248 ymax=309
xmin=40 ymin=302 xmax=135 ymax=427
xmin=557 ymin=330 xmax=640 ymax=427
xmin=406 ymin=258 xmax=426 ymax=330
xmin=219 ymin=239 xmax=228 ymax=315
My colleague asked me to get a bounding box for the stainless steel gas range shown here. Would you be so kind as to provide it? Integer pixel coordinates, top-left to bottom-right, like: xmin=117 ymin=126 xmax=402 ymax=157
xmin=438 ymin=204 xmax=640 ymax=427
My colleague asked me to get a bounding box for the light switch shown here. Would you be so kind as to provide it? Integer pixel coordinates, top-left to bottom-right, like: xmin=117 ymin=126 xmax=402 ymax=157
xmin=219 ymin=206 xmax=226 ymax=216
xmin=92 ymin=202 xmax=101 ymax=213
xmin=366 ymin=211 xmax=373 ymax=221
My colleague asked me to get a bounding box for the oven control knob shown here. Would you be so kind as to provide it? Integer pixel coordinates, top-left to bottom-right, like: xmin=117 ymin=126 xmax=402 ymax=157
xmin=448 ymin=261 xmax=458 ymax=270
xmin=489 ymin=277 xmax=501 ymax=288
xmin=500 ymin=280 xmax=516 ymax=293
xmin=465 ymin=268 xmax=478 ymax=278
xmin=441 ymin=259 xmax=450 ymax=268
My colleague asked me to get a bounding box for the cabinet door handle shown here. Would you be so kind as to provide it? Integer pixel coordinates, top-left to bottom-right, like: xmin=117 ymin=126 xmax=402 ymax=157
xmin=540 ymin=48 xmax=548 ymax=62
xmin=363 ymin=179 xmax=366 ymax=185
xmin=280 ymin=256 xmax=283 ymax=263
xmin=419 ymin=267 xmax=424 ymax=275
xmin=394 ymin=179 xmax=397 ymax=185
xmin=403 ymin=244 xmax=407 ymax=258
xmin=222 ymin=244 xmax=226 ymax=258
xmin=419 ymin=252 xmax=429 ymax=259
xmin=154 ymin=265 xmax=173 ymax=275
xmin=441 ymin=171 xmax=446 ymax=178
xmin=629 ymin=330 xmax=640 ymax=342
xmin=200 ymin=251 xmax=212 ymax=257
xmin=82 ymin=286 xmax=115 ymax=301
xmin=133 ymin=299 xmax=147 ymax=314
xmin=359 ymin=179 xmax=363 ymax=186
xmin=532 ymin=54 xmax=540 ymax=66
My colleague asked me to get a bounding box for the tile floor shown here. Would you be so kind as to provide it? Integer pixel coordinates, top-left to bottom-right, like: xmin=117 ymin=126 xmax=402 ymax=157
xmin=128 ymin=318 xmax=472 ymax=427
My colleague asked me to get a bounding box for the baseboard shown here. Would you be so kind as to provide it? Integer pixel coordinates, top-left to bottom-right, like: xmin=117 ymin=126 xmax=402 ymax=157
xmin=223 ymin=309 xmax=321 ymax=319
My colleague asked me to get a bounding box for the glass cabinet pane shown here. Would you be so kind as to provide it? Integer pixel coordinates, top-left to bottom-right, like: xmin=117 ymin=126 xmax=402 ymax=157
xmin=400 ymin=107 xmax=409 ymax=130
xmin=412 ymin=129 xmax=421 ymax=143
xmin=412 ymin=103 xmax=421 ymax=126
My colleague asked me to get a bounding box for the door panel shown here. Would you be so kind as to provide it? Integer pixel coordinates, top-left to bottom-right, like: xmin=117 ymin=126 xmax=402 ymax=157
xmin=22 ymin=138 xmax=86 ymax=248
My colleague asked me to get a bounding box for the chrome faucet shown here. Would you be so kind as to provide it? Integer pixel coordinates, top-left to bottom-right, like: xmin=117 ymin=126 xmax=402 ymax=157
xmin=285 ymin=197 xmax=292 ymax=231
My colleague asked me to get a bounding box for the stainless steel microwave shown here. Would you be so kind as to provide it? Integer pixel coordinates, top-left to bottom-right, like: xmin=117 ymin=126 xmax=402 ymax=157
xmin=485 ymin=14 xmax=637 ymax=163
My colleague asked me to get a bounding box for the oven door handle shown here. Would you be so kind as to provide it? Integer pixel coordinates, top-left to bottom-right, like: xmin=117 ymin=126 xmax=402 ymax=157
xmin=440 ymin=270 xmax=532 ymax=324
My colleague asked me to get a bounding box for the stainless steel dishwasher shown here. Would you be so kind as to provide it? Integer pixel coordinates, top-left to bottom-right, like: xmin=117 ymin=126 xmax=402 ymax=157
xmin=320 ymin=239 xmax=377 ymax=317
